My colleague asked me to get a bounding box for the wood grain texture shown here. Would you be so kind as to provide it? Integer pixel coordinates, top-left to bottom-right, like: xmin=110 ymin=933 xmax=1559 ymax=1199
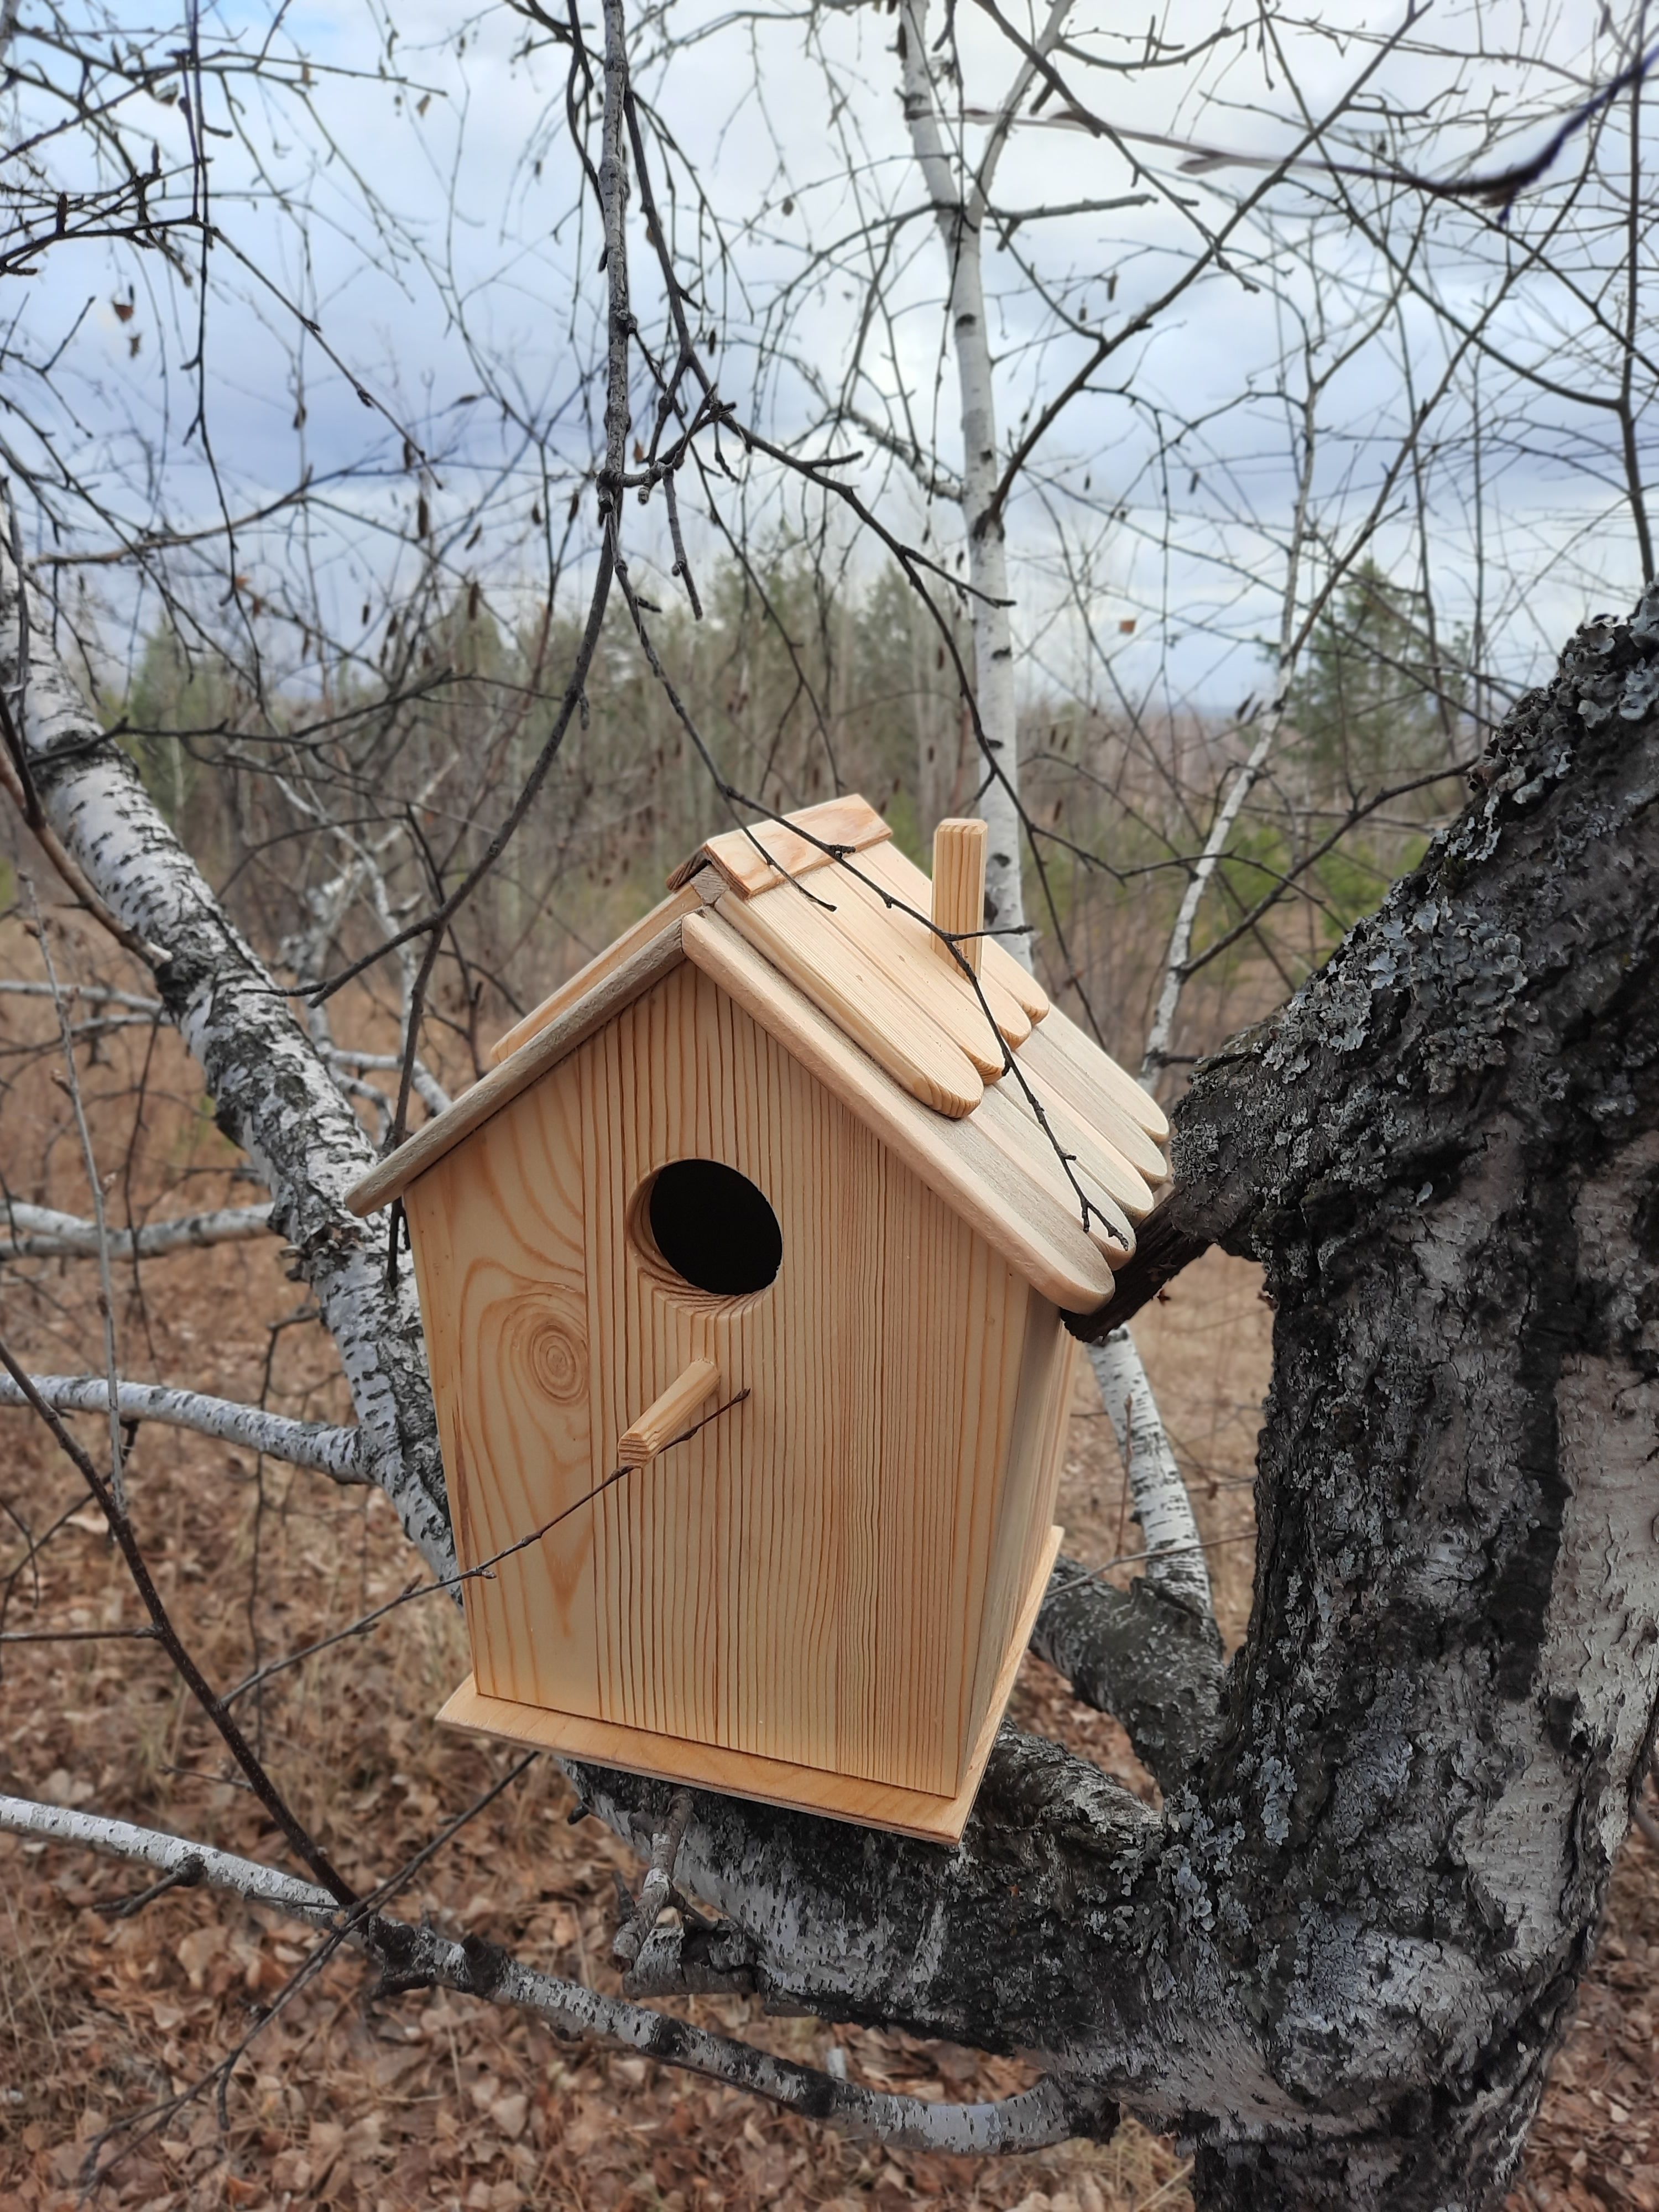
xmin=971 ymin=1079 xmax=1138 ymax=1256
xmin=932 ymin=818 xmax=988 ymax=975
xmin=404 ymin=1070 xmax=601 ymax=1717
xmin=990 ymin=1065 xmax=1163 ymax=1219
xmin=682 ymin=911 xmax=1114 ymax=1310
xmin=345 ymin=924 xmax=687 ymax=1215
xmin=1029 ymin=1003 xmax=1172 ymax=1144
xmin=719 ymin=880 xmax=984 ymax=1118
xmin=617 ymin=1358 xmax=719 ymax=1465
xmin=967 ymin=1323 xmax=1074 ymax=1755
xmin=487 ymin=882 xmax=707 ymax=1067
xmin=436 ymin=1525 xmax=1063 ymax=1843
xmin=804 ymin=866 xmax=1009 ymax=1082
xmin=831 ymin=863 xmax=1031 ymax=1056
xmin=408 ymin=956 xmax=1071 ymax=1798
xmin=666 ymin=794 xmax=891 ymax=897
xmin=858 ymin=839 xmax=1051 ymax=1023
xmin=1005 ymin=1048 xmax=1171 ymax=1188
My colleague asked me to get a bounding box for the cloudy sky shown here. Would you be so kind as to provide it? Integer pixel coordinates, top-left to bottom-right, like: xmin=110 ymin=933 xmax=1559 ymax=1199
xmin=13 ymin=0 xmax=1652 ymax=712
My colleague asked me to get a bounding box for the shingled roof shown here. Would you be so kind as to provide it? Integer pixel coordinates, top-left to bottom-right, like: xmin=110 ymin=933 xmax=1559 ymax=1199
xmin=345 ymin=796 xmax=1171 ymax=1314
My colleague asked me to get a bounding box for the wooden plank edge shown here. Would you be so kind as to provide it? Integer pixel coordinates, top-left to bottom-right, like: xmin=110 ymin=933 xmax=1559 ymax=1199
xmin=717 ymin=890 xmax=984 ymax=1120
xmin=1039 ymin=1004 xmax=1171 ymax=1142
xmin=666 ymin=796 xmax=893 ymax=897
xmin=486 ymin=880 xmax=707 ymax=1067
xmin=955 ymin=1521 xmax=1065 ymax=1793
xmin=437 ymin=1679 xmax=966 ymax=1841
xmin=970 ymin=1084 xmax=1137 ymax=1261
xmin=683 ymin=911 xmax=1112 ymax=1310
xmin=857 ymin=841 xmax=1051 ymax=1024
xmin=343 ymin=923 xmax=687 ymax=1216
xmin=1006 ymin=1045 xmax=1170 ymax=1186
xmin=435 ymin=1527 xmax=1062 ymax=1844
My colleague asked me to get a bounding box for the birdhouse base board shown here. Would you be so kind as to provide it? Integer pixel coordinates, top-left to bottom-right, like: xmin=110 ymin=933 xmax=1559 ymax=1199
xmin=438 ymin=1523 xmax=1063 ymax=1843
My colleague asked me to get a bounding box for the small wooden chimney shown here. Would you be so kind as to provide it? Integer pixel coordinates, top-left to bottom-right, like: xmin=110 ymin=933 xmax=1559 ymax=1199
xmin=930 ymin=817 xmax=988 ymax=977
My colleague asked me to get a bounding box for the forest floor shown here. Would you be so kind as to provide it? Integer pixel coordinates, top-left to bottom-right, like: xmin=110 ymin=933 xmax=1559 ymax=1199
xmin=2 ymin=947 xmax=1657 ymax=2211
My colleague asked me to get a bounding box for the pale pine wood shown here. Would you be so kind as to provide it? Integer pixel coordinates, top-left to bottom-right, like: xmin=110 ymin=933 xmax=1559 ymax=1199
xmin=344 ymin=924 xmax=687 ymax=1215
xmin=404 ymin=1071 xmax=601 ymax=1717
xmin=617 ymin=1357 xmax=719 ymax=1466
xmin=971 ymin=1079 xmax=1138 ymax=1256
xmin=1026 ymin=1003 xmax=1172 ymax=1144
xmin=391 ymin=792 xmax=1154 ymax=1832
xmin=830 ymin=862 xmax=1032 ymax=1055
xmin=992 ymin=1062 xmax=1166 ymax=1213
xmin=487 ymin=882 xmax=708 ymax=1067
xmin=857 ymin=839 xmax=1051 ymax=1023
xmin=966 ymin=1321 xmax=1075 ymax=1759
xmin=718 ymin=880 xmax=984 ymax=1118
xmin=682 ymin=911 xmax=1114 ymax=1310
xmin=931 ymin=818 xmax=988 ymax=975
xmin=1004 ymin=1052 xmax=1171 ymax=1188
xmin=572 ymin=960 xmax=1028 ymax=1790
xmin=436 ymin=1524 xmax=1062 ymax=1844
xmin=666 ymin=794 xmax=892 ymax=897
xmin=804 ymin=865 xmax=1009 ymax=1082
xmin=411 ymin=956 xmax=1058 ymax=1797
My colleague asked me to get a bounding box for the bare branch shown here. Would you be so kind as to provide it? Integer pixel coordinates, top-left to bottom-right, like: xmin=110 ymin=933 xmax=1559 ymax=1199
xmin=0 ymin=1791 xmax=1112 ymax=2154
xmin=0 ymin=1371 xmax=363 ymax=1480
xmin=0 ymin=1201 xmax=274 ymax=1263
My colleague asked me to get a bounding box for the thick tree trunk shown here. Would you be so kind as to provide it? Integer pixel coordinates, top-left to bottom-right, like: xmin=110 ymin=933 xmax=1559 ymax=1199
xmin=1172 ymin=601 xmax=1659 ymax=2206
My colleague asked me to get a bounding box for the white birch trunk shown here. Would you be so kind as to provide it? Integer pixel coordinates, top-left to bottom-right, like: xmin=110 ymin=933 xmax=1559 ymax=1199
xmin=898 ymin=0 xmax=1022 ymax=940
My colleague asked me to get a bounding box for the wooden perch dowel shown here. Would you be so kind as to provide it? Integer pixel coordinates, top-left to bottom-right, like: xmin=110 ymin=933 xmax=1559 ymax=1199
xmin=616 ymin=1359 xmax=721 ymax=1467
xmin=932 ymin=819 xmax=988 ymax=975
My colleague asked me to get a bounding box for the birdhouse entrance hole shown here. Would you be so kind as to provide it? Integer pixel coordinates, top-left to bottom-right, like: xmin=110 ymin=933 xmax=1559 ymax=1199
xmin=640 ymin=1158 xmax=782 ymax=1297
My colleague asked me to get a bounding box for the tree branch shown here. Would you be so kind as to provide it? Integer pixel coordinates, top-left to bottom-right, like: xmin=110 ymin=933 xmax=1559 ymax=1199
xmin=0 ymin=1200 xmax=274 ymax=1262
xmin=0 ymin=516 xmax=455 ymax=1578
xmin=0 ymin=1791 xmax=1114 ymax=2153
xmin=0 ymin=1371 xmax=363 ymax=1480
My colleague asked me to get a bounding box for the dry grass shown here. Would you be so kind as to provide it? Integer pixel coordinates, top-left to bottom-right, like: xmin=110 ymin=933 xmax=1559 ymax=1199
xmin=0 ymin=919 xmax=1653 ymax=2212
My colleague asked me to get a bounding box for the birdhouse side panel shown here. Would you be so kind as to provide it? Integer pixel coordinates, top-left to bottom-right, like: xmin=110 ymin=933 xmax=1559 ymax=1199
xmin=964 ymin=1305 xmax=1076 ymax=1760
xmin=870 ymin=1212 xmax=1041 ymax=1793
xmin=402 ymin=1067 xmax=602 ymax=1718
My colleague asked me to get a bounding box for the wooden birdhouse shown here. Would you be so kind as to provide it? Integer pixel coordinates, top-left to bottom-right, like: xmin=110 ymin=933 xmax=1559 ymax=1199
xmin=346 ymin=797 xmax=1170 ymax=1840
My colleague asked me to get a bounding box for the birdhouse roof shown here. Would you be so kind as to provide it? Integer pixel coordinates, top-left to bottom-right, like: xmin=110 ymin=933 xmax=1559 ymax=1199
xmin=344 ymin=796 xmax=1170 ymax=1313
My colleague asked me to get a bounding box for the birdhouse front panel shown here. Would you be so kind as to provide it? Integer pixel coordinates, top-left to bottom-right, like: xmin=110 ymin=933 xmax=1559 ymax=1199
xmin=404 ymin=956 xmax=1072 ymax=1802
xmin=349 ymin=793 xmax=1172 ymax=1838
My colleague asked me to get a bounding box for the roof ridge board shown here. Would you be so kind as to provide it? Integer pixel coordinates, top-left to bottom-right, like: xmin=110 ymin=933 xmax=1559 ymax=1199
xmin=343 ymin=920 xmax=689 ymax=1216
xmin=681 ymin=909 xmax=1114 ymax=1313
xmin=666 ymin=794 xmax=891 ymax=898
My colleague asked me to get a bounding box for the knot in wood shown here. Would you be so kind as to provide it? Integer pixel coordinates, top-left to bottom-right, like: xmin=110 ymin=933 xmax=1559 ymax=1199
xmin=524 ymin=1312 xmax=587 ymax=1407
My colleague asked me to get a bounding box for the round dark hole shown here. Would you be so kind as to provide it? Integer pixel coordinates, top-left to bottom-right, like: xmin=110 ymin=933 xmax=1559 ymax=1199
xmin=646 ymin=1159 xmax=782 ymax=1297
